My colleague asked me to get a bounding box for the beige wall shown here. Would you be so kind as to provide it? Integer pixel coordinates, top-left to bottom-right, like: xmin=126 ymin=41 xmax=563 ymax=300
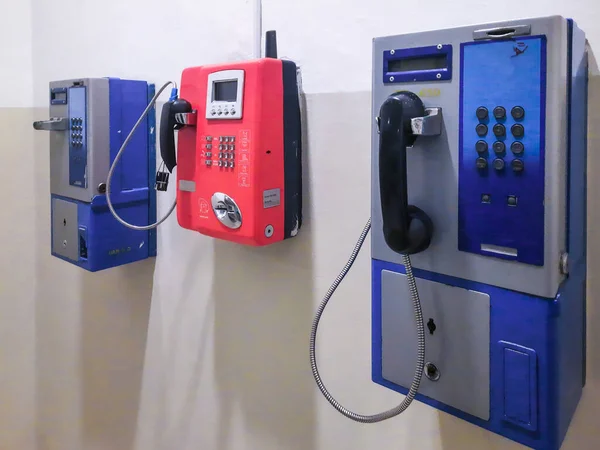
xmin=0 ymin=108 xmax=36 ymax=450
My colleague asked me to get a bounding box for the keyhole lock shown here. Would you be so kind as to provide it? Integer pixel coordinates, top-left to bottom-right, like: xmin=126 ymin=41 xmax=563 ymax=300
xmin=63 ymin=219 xmax=67 ymax=226
xmin=425 ymin=362 xmax=441 ymax=381
xmin=427 ymin=318 xmax=437 ymax=335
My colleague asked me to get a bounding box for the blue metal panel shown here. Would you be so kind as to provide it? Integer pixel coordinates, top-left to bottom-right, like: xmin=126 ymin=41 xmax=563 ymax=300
xmin=499 ymin=342 xmax=538 ymax=431
xmin=458 ymin=36 xmax=546 ymax=266
xmin=108 ymin=78 xmax=149 ymax=192
xmin=383 ymin=44 xmax=452 ymax=83
xmin=372 ymin=258 xmax=585 ymax=450
xmin=50 ymin=193 xmax=152 ymax=271
xmin=68 ymin=86 xmax=88 ymax=188
xmin=147 ymin=83 xmax=158 ymax=257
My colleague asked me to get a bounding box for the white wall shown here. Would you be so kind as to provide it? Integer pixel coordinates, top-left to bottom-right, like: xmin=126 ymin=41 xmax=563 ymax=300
xmin=20 ymin=0 xmax=600 ymax=449
xmin=0 ymin=0 xmax=35 ymax=448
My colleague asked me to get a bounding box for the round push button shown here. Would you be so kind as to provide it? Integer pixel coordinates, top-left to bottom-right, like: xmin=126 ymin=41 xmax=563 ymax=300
xmin=511 ymin=106 xmax=525 ymax=120
xmin=512 ymin=159 xmax=525 ymax=173
xmin=511 ymin=124 xmax=525 ymax=138
xmin=511 ymin=141 xmax=524 ymax=155
xmin=493 ymin=123 xmax=506 ymax=137
xmin=493 ymin=141 xmax=506 ymax=155
xmin=476 ymin=124 xmax=488 ymax=137
xmin=475 ymin=140 xmax=488 ymax=154
xmin=476 ymin=107 xmax=489 ymax=120
xmin=476 ymin=157 xmax=488 ymax=170
xmin=493 ymin=106 xmax=506 ymax=120
xmin=493 ymin=158 xmax=505 ymax=171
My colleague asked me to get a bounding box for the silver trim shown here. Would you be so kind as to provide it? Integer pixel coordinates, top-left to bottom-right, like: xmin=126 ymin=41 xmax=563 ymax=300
xmin=33 ymin=117 xmax=69 ymax=131
xmin=211 ymin=192 xmax=242 ymax=229
xmin=473 ymin=24 xmax=531 ymax=40
xmin=411 ymin=108 xmax=443 ymax=136
xmin=179 ymin=180 xmax=196 ymax=192
xmin=560 ymin=252 xmax=569 ymax=275
xmin=175 ymin=111 xmax=197 ymax=126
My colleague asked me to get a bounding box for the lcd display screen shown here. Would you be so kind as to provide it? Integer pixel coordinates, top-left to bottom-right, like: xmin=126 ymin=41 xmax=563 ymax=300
xmin=213 ymin=80 xmax=238 ymax=102
xmin=388 ymin=55 xmax=447 ymax=72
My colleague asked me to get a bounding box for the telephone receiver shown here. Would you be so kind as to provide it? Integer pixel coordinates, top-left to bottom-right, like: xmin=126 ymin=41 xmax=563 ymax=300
xmin=160 ymin=98 xmax=194 ymax=172
xmin=378 ymin=91 xmax=442 ymax=255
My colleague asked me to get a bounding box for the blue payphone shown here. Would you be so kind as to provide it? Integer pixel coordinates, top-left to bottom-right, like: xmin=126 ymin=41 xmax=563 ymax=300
xmin=311 ymin=16 xmax=588 ymax=450
xmin=33 ymin=78 xmax=157 ymax=271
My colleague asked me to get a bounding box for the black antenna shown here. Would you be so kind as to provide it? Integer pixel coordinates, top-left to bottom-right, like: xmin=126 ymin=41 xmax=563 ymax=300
xmin=265 ymin=30 xmax=278 ymax=59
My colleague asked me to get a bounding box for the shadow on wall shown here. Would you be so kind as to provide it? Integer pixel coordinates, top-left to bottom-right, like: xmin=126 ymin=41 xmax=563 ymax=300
xmin=79 ymin=260 xmax=154 ymax=450
xmin=32 ymin=121 xmax=154 ymax=450
xmin=212 ymin=92 xmax=316 ymax=450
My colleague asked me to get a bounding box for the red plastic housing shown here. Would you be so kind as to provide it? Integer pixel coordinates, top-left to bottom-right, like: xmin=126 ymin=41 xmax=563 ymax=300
xmin=176 ymin=58 xmax=302 ymax=246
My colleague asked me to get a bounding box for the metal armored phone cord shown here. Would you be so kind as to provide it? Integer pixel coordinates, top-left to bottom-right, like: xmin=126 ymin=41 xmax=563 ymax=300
xmin=105 ymin=81 xmax=178 ymax=230
xmin=309 ymin=218 xmax=426 ymax=423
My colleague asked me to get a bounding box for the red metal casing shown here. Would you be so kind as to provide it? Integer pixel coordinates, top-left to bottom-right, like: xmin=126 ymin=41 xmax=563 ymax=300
xmin=176 ymin=58 xmax=302 ymax=245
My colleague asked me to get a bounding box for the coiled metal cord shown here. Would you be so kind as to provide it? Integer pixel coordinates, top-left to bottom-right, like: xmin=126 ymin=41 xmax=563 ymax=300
xmin=309 ymin=218 xmax=426 ymax=423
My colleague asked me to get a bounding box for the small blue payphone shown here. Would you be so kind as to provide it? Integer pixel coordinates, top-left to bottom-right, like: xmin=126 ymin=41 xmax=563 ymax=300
xmin=33 ymin=78 xmax=157 ymax=271
xmin=311 ymin=15 xmax=588 ymax=450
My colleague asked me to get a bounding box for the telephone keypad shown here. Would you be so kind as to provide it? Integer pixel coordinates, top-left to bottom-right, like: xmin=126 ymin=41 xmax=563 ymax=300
xmin=492 ymin=141 xmax=505 ymax=155
xmin=476 ymin=140 xmax=488 ymax=154
xmin=209 ymin=135 xmax=238 ymax=170
xmin=492 ymin=123 xmax=505 ymax=137
xmin=476 ymin=157 xmax=487 ymax=170
xmin=70 ymin=117 xmax=84 ymax=147
xmin=511 ymin=106 xmax=525 ymax=120
xmin=511 ymin=159 xmax=524 ymax=173
xmin=476 ymin=124 xmax=488 ymax=136
xmin=492 ymin=158 xmax=505 ymax=171
xmin=511 ymin=141 xmax=524 ymax=155
xmin=493 ymin=106 xmax=506 ymax=120
xmin=476 ymin=106 xmax=489 ymax=120
xmin=511 ymin=124 xmax=525 ymax=138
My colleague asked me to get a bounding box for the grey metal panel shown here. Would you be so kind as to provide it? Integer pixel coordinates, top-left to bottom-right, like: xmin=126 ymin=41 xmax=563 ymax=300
xmin=48 ymin=78 xmax=109 ymax=202
xmin=371 ymin=16 xmax=569 ymax=298
xmin=51 ymin=198 xmax=79 ymax=261
xmin=381 ymin=270 xmax=490 ymax=420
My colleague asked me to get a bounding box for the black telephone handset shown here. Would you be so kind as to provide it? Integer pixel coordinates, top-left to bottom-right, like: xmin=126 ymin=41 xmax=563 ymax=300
xmin=160 ymin=99 xmax=192 ymax=172
xmin=378 ymin=91 xmax=433 ymax=255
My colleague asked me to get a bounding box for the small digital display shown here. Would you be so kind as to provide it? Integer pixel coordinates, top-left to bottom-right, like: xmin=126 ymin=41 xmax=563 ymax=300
xmin=54 ymin=92 xmax=67 ymax=102
xmin=388 ymin=55 xmax=447 ymax=72
xmin=213 ymin=80 xmax=238 ymax=102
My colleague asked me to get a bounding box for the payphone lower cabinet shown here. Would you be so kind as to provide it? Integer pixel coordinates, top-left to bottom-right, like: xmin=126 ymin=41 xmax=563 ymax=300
xmin=371 ymin=16 xmax=587 ymax=450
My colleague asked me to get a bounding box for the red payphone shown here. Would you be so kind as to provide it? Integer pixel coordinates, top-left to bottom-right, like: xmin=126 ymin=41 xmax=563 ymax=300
xmin=160 ymin=31 xmax=302 ymax=246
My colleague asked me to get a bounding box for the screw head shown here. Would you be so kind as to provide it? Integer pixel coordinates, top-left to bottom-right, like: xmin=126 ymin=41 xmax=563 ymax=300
xmin=62 ymin=240 xmax=67 ymax=248
xmin=390 ymin=49 xmax=395 ymax=55
xmin=389 ymin=76 xmax=395 ymax=82
xmin=436 ymin=73 xmax=442 ymax=79
xmin=98 ymin=183 xmax=107 ymax=194
xmin=437 ymin=44 xmax=443 ymax=49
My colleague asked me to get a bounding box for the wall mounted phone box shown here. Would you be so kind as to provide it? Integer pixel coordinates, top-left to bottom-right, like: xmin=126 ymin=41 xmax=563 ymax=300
xmin=176 ymin=58 xmax=302 ymax=246
xmin=371 ymin=16 xmax=587 ymax=450
xmin=35 ymin=78 xmax=157 ymax=271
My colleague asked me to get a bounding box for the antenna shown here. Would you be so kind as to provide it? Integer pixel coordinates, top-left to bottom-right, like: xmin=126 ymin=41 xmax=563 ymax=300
xmin=265 ymin=30 xmax=278 ymax=59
